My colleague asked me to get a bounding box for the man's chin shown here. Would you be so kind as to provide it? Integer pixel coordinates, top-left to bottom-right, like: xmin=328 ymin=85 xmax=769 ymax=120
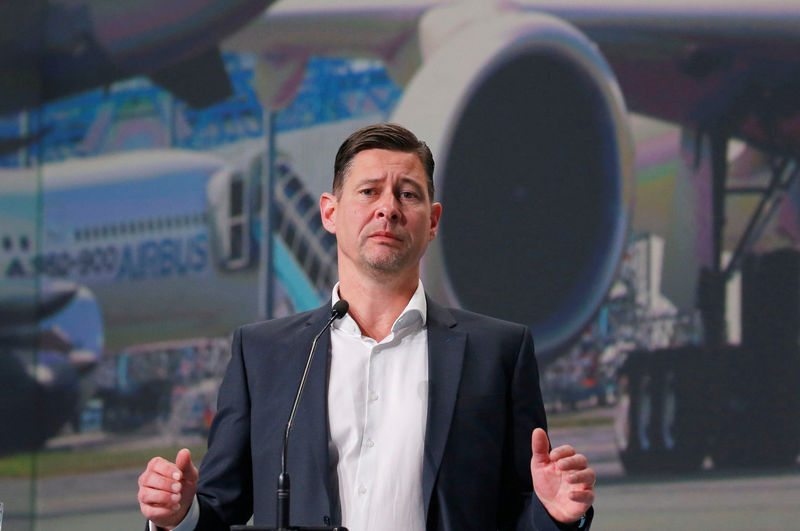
xmin=362 ymin=252 xmax=412 ymax=275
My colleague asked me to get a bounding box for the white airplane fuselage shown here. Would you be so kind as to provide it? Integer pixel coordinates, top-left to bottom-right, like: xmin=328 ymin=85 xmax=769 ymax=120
xmin=0 ymin=149 xmax=262 ymax=351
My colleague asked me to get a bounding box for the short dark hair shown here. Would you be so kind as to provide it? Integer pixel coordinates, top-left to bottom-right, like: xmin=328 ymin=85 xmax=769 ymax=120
xmin=333 ymin=123 xmax=435 ymax=200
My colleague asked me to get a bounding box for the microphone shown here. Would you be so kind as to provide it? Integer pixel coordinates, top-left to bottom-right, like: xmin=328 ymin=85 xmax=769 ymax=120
xmin=330 ymin=299 xmax=350 ymax=320
xmin=276 ymin=300 xmax=349 ymax=530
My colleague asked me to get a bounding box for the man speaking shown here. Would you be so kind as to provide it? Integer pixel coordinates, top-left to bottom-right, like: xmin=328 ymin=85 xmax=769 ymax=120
xmin=137 ymin=123 xmax=596 ymax=530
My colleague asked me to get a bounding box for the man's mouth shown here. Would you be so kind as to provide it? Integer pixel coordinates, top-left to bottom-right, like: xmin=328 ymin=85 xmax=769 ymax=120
xmin=369 ymin=230 xmax=403 ymax=242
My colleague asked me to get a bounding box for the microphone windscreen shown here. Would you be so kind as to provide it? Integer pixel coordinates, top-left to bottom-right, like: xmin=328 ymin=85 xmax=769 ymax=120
xmin=331 ymin=299 xmax=349 ymax=319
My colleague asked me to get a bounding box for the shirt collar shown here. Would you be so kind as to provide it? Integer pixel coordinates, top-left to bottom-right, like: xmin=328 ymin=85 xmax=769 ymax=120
xmin=331 ymin=279 xmax=427 ymax=336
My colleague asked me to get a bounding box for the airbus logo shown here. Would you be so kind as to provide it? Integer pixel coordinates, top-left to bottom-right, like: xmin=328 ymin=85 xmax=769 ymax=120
xmin=4 ymin=234 xmax=209 ymax=282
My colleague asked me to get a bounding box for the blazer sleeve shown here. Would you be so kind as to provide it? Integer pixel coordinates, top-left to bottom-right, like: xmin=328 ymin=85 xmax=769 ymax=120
xmin=505 ymin=327 xmax=593 ymax=531
xmin=193 ymin=326 xmax=255 ymax=529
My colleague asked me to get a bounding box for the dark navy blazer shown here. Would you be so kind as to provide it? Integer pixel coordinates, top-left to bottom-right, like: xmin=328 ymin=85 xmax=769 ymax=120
xmin=191 ymin=298 xmax=591 ymax=530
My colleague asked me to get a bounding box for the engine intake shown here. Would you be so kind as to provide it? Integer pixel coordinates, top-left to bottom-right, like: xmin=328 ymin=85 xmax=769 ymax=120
xmin=393 ymin=12 xmax=634 ymax=361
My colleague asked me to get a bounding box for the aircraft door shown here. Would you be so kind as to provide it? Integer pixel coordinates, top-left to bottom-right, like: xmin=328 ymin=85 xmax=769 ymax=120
xmin=207 ymin=167 xmax=254 ymax=270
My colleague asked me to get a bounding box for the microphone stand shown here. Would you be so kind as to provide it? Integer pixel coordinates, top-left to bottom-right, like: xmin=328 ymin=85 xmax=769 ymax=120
xmin=232 ymin=300 xmax=349 ymax=531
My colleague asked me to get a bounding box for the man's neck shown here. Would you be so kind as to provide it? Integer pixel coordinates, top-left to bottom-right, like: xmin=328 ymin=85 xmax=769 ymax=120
xmin=337 ymin=270 xmax=419 ymax=342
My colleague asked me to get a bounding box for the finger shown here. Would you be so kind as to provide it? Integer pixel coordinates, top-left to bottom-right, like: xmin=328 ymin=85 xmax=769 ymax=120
xmin=568 ymin=489 xmax=595 ymax=505
xmin=549 ymin=444 xmax=576 ymax=461
xmin=556 ymin=453 xmax=589 ymax=472
xmin=147 ymin=456 xmax=183 ymax=481
xmin=531 ymin=428 xmax=551 ymax=465
xmin=139 ymin=470 xmax=183 ymax=493
xmin=175 ymin=448 xmax=198 ymax=482
xmin=138 ymin=485 xmax=182 ymax=507
xmin=567 ymin=468 xmax=596 ymax=486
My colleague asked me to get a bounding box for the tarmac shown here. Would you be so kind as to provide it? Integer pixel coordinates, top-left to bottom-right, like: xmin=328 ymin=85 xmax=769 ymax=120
xmin=2 ymin=408 xmax=799 ymax=530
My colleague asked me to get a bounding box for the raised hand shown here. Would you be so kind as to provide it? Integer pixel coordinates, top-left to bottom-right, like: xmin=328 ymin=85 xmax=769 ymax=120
xmin=530 ymin=428 xmax=595 ymax=524
xmin=138 ymin=448 xmax=199 ymax=529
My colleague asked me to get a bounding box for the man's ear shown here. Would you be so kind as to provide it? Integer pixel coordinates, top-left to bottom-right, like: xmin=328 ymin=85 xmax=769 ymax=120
xmin=320 ymin=193 xmax=337 ymax=234
xmin=429 ymin=202 xmax=442 ymax=240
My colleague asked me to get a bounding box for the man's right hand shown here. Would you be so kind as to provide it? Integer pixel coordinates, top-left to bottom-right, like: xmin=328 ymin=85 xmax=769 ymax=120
xmin=138 ymin=448 xmax=198 ymax=529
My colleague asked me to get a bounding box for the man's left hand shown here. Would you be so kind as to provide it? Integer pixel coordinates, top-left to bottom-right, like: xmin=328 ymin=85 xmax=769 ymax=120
xmin=530 ymin=427 xmax=595 ymax=525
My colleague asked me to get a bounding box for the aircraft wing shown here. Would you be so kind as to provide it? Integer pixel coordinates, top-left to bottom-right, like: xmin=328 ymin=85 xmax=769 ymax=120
xmin=0 ymin=0 xmax=274 ymax=115
xmin=228 ymin=0 xmax=800 ymax=155
xmin=149 ymin=46 xmax=233 ymax=109
xmin=516 ymin=1 xmax=800 ymax=157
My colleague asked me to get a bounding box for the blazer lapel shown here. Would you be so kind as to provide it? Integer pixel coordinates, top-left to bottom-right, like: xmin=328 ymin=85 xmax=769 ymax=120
xmin=422 ymin=298 xmax=467 ymax=518
xmin=287 ymin=304 xmax=338 ymax=523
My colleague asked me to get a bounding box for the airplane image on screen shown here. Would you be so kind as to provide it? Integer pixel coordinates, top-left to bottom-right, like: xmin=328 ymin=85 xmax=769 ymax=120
xmin=2 ymin=0 xmax=800 ymax=471
xmin=0 ymin=145 xmax=336 ymax=454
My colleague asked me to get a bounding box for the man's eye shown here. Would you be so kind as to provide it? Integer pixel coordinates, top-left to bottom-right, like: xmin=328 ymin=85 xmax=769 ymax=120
xmin=359 ymin=189 xmax=375 ymax=196
xmin=400 ymin=191 xmax=418 ymax=199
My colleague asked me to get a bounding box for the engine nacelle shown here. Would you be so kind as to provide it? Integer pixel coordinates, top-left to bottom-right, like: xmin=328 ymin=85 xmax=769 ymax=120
xmin=0 ymin=280 xmax=103 ymax=454
xmin=393 ymin=12 xmax=635 ymax=362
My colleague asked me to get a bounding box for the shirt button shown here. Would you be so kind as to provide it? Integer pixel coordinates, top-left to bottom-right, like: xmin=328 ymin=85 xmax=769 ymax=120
xmin=358 ymin=486 xmax=367 ymax=495
xmin=369 ymin=391 xmax=379 ymax=401
xmin=366 ymin=439 xmax=375 ymax=448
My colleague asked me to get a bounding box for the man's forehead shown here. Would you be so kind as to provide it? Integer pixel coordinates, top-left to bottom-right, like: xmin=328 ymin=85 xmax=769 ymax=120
xmin=347 ymin=149 xmax=425 ymax=180
xmin=351 ymin=148 xmax=422 ymax=166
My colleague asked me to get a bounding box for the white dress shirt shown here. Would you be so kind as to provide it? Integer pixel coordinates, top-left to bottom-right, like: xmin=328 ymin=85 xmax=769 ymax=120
xmin=158 ymin=281 xmax=429 ymax=531
xmin=329 ymin=280 xmax=428 ymax=531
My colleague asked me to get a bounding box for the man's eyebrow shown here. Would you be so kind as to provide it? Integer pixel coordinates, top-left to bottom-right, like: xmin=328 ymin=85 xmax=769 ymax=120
xmin=397 ymin=177 xmax=424 ymax=192
xmin=356 ymin=177 xmax=422 ymax=189
xmin=355 ymin=177 xmax=386 ymax=187
xmin=353 ymin=176 xmax=424 ymax=192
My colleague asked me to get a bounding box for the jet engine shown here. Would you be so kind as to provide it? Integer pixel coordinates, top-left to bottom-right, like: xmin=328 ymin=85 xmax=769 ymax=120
xmin=0 ymin=279 xmax=103 ymax=454
xmin=392 ymin=12 xmax=635 ymax=361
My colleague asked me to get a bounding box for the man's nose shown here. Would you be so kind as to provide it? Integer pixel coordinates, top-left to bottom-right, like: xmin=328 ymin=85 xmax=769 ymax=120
xmin=376 ymin=193 xmax=400 ymax=220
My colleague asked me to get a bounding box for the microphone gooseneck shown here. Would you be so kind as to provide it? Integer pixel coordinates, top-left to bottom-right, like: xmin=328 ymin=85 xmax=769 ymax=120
xmin=277 ymin=300 xmax=349 ymax=530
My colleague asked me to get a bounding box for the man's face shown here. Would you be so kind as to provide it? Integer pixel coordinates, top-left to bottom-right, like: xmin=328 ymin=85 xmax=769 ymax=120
xmin=320 ymin=149 xmax=442 ymax=279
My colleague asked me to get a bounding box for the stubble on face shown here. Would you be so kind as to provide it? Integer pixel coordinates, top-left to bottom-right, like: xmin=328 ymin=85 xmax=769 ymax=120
xmin=360 ymin=235 xmax=414 ymax=275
